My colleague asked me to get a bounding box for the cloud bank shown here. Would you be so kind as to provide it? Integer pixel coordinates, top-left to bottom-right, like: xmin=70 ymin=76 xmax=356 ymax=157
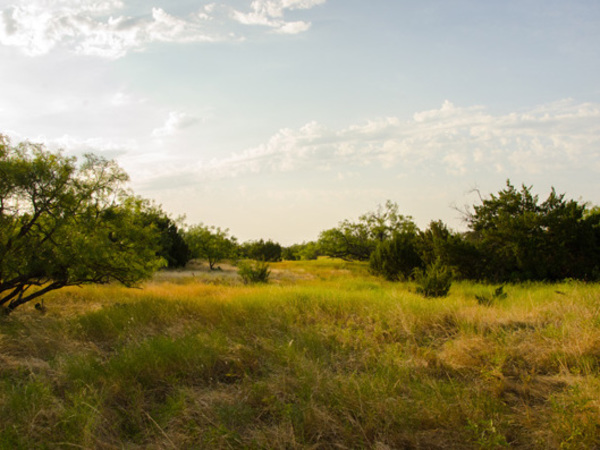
xmin=7 ymin=99 xmax=599 ymax=199
xmin=0 ymin=0 xmax=325 ymax=58
xmin=174 ymin=99 xmax=600 ymax=182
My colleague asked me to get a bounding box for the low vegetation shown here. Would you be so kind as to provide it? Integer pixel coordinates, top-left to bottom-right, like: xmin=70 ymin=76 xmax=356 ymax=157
xmin=1 ymin=259 xmax=599 ymax=448
xmin=237 ymin=259 xmax=271 ymax=284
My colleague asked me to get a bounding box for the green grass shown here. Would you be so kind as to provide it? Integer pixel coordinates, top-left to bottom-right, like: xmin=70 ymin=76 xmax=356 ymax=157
xmin=1 ymin=259 xmax=599 ymax=448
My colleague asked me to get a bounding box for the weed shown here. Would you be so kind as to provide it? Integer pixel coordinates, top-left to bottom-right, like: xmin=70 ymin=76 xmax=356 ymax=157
xmin=237 ymin=260 xmax=271 ymax=284
xmin=476 ymin=285 xmax=508 ymax=306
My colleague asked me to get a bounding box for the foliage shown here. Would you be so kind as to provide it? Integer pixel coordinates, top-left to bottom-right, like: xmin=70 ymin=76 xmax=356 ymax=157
xmin=0 ymin=136 xmax=164 ymax=312
xmin=140 ymin=205 xmax=190 ymax=268
xmin=185 ymin=224 xmax=237 ymax=270
xmin=466 ymin=180 xmax=600 ymax=281
xmin=369 ymin=231 xmax=423 ymax=280
xmin=419 ymin=220 xmax=483 ymax=280
xmin=282 ymin=241 xmax=320 ymax=261
xmin=239 ymin=239 xmax=282 ymax=262
xmin=319 ymin=200 xmax=417 ymax=261
xmin=414 ymin=258 xmax=453 ymax=297
xmin=237 ymin=260 xmax=270 ymax=284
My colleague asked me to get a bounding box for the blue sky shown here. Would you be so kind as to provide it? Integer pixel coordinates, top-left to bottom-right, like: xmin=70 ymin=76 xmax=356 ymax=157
xmin=1 ymin=0 xmax=599 ymax=244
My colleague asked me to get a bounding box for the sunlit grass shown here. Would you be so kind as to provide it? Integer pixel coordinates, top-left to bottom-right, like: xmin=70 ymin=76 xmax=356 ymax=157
xmin=0 ymin=259 xmax=599 ymax=448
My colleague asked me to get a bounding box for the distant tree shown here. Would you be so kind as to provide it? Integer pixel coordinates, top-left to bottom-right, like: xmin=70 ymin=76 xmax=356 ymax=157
xmin=318 ymin=224 xmax=372 ymax=261
xmin=240 ymin=239 xmax=282 ymax=262
xmin=140 ymin=206 xmax=191 ymax=268
xmin=319 ymin=201 xmax=417 ymax=261
xmin=0 ymin=136 xmax=164 ymax=313
xmin=418 ymin=220 xmax=482 ymax=280
xmin=369 ymin=231 xmax=423 ymax=280
xmin=361 ymin=200 xmax=418 ymax=241
xmin=281 ymin=246 xmax=298 ymax=261
xmin=282 ymin=241 xmax=320 ymax=261
xmin=185 ymin=224 xmax=237 ymax=270
xmin=466 ymin=180 xmax=600 ymax=281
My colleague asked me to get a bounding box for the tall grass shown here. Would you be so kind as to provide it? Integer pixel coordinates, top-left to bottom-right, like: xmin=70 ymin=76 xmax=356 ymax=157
xmin=0 ymin=259 xmax=599 ymax=448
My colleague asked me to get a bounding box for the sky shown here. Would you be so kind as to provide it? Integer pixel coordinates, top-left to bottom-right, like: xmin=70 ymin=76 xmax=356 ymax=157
xmin=1 ymin=0 xmax=600 ymax=245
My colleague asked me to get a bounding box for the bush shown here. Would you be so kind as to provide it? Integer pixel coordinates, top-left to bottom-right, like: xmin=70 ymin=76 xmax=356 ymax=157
xmin=414 ymin=259 xmax=452 ymax=298
xmin=240 ymin=240 xmax=282 ymax=262
xmin=237 ymin=260 xmax=271 ymax=284
xmin=370 ymin=232 xmax=422 ymax=280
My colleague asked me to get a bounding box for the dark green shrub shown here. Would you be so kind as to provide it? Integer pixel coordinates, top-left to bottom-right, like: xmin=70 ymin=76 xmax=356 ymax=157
xmin=240 ymin=239 xmax=282 ymax=262
xmin=466 ymin=180 xmax=600 ymax=281
xmin=370 ymin=232 xmax=422 ymax=280
xmin=414 ymin=259 xmax=452 ymax=298
xmin=237 ymin=260 xmax=271 ymax=284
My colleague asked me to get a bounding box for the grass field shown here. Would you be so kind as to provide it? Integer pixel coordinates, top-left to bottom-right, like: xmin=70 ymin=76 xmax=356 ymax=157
xmin=1 ymin=259 xmax=600 ymax=449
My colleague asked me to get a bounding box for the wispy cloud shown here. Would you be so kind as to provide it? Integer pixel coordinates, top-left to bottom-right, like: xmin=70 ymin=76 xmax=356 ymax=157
xmin=232 ymin=0 xmax=326 ymax=34
xmin=10 ymin=99 xmax=599 ymax=198
xmin=152 ymin=111 xmax=199 ymax=138
xmin=0 ymin=0 xmax=325 ymax=58
xmin=165 ymin=99 xmax=600 ymax=182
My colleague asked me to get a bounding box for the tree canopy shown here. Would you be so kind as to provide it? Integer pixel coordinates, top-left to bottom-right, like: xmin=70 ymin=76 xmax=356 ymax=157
xmin=319 ymin=201 xmax=417 ymax=261
xmin=0 ymin=136 xmax=165 ymax=312
xmin=185 ymin=224 xmax=237 ymax=270
xmin=239 ymin=239 xmax=282 ymax=262
xmin=367 ymin=182 xmax=600 ymax=283
xmin=466 ymin=181 xmax=600 ymax=281
xmin=140 ymin=205 xmax=191 ymax=268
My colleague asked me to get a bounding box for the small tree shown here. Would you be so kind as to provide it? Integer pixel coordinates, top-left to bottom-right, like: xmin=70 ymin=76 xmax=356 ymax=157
xmin=319 ymin=201 xmax=417 ymax=261
xmin=414 ymin=259 xmax=453 ymax=298
xmin=0 ymin=136 xmax=164 ymax=312
xmin=185 ymin=224 xmax=237 ymax=270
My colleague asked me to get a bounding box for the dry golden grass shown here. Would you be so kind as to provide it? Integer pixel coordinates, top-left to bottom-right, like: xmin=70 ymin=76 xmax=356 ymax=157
xmin=0 ymin=261 xmax=599 ymax=448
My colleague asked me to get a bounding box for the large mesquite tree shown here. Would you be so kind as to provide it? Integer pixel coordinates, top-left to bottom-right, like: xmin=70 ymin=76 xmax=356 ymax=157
xmin=0 ymin=136 xmax=165 ymax=312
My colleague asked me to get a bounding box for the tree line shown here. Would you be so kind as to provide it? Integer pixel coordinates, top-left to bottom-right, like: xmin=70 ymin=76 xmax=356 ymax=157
xmin=203 ymin=183 xmax=599 ymax=285
xmin=315 ymin=185 xmax=600 ymax=283
xmin=1 ymin=137 xmax=599 ymax=312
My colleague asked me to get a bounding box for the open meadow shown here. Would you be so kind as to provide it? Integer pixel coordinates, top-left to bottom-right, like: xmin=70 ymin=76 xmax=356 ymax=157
xmin=1 ymin=259 xmax=600 ymax=449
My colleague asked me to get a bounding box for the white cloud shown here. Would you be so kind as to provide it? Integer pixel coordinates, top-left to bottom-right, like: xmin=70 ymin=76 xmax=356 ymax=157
xmin=0 ymin=0 xmax=324 ymax=58
xmin=151 ymin=111 xmax=199 ymax=138
xmin=232 ymin=0 xmax=325 ymax=34
xmin=4 ymin=132 xmax=135 ymax=160
xmin=274 ymin=20 xmax=311 ymax=34
xmin=165 ymin=99 xmax=600 ymax=182
xmin=0 ymin=2 xmax=220 ymax=58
